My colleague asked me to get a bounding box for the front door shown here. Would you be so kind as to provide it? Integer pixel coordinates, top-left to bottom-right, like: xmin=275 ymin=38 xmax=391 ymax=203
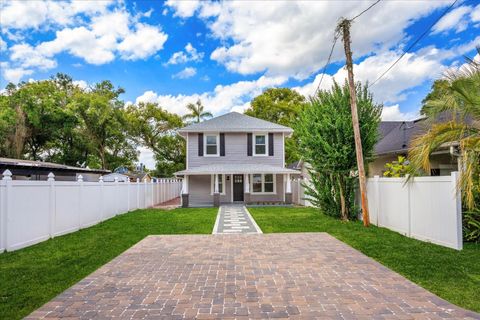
xmin=233 ymin=174 xmax=244 ymax=201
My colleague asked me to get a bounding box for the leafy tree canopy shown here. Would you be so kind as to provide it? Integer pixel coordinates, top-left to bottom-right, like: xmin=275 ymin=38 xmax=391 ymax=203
xmin=295 ymin=81 xmax=381 ymax=220
xmin=245 ymin=88 xmax=306 ymax=164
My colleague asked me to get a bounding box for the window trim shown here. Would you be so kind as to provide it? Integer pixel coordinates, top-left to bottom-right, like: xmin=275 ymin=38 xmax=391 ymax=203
xmin=204 ymin=133 xmax=219 ymax=157
xmin=250 ymin=173 xmax=276 ymax=194
xmin=210 ymin=174 xmax=226 ymax=195
xmin=253 ymin=133 xmax=268 ymax=156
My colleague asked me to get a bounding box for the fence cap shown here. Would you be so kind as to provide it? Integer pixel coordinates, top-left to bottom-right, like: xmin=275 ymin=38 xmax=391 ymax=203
xmin=99 ymin=176 xmax=104 ymax=182
xmin=77 ymin=175 xmax=84 ymax=182
xmin=47 ymin=172 xmax=55 ymax=181
xmin=2 ymin=169 xmax=12 ymax=180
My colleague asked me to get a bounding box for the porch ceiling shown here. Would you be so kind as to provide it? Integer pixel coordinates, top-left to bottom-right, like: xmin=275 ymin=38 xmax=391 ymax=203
xmin=175 ymin=164 xmax=300 ymax=176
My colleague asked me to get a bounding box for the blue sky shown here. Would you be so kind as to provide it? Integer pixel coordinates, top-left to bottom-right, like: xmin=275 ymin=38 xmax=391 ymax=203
xmin=1 ymin=0 xmax=479 ymax=167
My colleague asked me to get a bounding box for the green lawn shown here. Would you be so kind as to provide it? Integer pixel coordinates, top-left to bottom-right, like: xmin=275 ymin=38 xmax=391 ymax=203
xmin=249 ymin=206 xmax=480 ymax=313
xmin=0 ymin=208 xmax=217 ymax=320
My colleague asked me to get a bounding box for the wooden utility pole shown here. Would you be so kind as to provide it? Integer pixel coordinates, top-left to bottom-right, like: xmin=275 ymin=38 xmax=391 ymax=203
xmin=338 ymin=18 xmax=370 ymax=226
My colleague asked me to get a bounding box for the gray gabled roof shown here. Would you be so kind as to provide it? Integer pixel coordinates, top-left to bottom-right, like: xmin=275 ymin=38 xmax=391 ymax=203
xmin=178 ymin=112 xmax=293 ymax=134
xmin=375 ymin=119 xmax=426 ymax=155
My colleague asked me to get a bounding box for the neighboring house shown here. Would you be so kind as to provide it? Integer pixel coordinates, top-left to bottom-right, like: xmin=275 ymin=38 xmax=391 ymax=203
xmin=286 ymin=117 xmax=460 ymax=178
xmin=175 ymin=112 xmax=299 ymax=207
xmin=112 ymin=166 xmax=152 ymax=182
xmin=369 ymin=118 xmax=459 ymax=176
xmin=102 ymin=172 xmax=130 ymax=182
xmin=0 ymin=157 xmax=109 ymax=181
xmin=126 ymin=172 xmax=152 ymax=182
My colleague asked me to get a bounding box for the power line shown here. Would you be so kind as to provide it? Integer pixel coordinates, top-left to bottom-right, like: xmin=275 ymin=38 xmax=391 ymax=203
xmin=350 ymin=0 xmax=382 ymax=21
xmin=369 ymin=0 xmax=459 ymax=87
xmin=313 ymin=0 xmax=382 ymax=96
xmin=313 ymin=35 xmax=338 ymax=96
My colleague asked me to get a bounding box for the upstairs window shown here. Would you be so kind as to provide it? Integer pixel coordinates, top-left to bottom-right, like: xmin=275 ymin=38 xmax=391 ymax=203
xmin=204 ymin=134 xmax=219 ymax=156
xmin=254 ymin=134 xmax=267 ymax=156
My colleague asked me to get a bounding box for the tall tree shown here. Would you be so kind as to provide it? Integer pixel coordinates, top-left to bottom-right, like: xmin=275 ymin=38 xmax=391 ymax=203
xmin=245 ymin=88 xmax=306 ymax=164
xmin=126 ymin=102 xmax=184 ymax=177
xmin=295 ymin=81 xmax=381 ymax=220
xmin=410 ymin=48 xmax=480 ymax=209
xmin=72 ymin=81 xmax=136 ymax=170
xmin=182 ymin=99 xmax=213 ymax=123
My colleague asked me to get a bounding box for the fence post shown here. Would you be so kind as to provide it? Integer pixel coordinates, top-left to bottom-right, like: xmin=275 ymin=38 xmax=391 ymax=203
xmin=126 ymin=178 xmax=130 ymax=212
xmin=452 ymin=171 xmax=463 ymax=250
xmin=151 ymin=179 xmax=154 ymax=207
xmin=114 ymin=177 xmax=119 ymax=215
xmin=99 ymin=176 xmax=104 ymax=221
xmin=136 ymin=178 xmax=140 ymax=209
xmin=77 ymin=175 xmax=83 ymax=230
xmin=48 ymin=172 xmax=56 ymax=238
xmin=406 ymin=174 xmax=412 ymax=237
xmin=1 ymin=170 xmax=12 ymax=252
xmin=373 ymin=175 xmax=380 ymax=226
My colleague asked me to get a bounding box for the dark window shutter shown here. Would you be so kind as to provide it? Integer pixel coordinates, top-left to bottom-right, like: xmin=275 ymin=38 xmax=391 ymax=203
xmin=247 ymin=133 xmax=252 ymax=156
xmin=268 ymin=133 xmax=274 ymax=156
xmin=198 ymin=133 xmax=204 ymax=156
xmin=220 ymin=133 xmax=225 ymax=156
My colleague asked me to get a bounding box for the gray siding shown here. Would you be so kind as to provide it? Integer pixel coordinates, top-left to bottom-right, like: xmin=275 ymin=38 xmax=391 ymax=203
xmin=187 ymin=132 xmax=284 ymax=168
xmin=188 ymin=174 xmax=285 ymax=206
xmin=189 ymin=175 xmax=232 ymax=206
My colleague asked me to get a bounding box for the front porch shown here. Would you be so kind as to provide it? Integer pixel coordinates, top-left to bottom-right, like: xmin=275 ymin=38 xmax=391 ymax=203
xmin=175 ymin=164 xmax=299 ymax=207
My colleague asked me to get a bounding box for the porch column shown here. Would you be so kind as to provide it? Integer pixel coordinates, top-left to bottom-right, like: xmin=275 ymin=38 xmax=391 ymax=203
xmin=244 ymin=173 xmax=250 ymax=204
xmin=285 ymin=173 xmax=293 ymax=204
xmin=213 ymin=174 xmax=220 ymax=207
xmin=181 ymin=175 xmax=189 ymax=208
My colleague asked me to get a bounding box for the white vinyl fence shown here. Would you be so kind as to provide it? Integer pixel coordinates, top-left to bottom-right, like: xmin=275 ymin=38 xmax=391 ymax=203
xmin=292 ymin=178 xmax=313 ymax=207
xmin=0 ymin=170 xmax=182 ymax=253
xmin=366 ymin=172 xmax=462 ymax=250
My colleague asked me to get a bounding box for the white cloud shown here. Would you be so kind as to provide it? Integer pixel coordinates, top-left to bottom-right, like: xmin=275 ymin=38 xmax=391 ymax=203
xmin=138 ymin=146 xmax=156 ymax=170
xmin=294 ymin=49 xmax=445 ymax=104
xmin=10 ymin=43 xmax=57 ymax=70
xmin=136 ymin=75 xmax=287 ymax=115
xmin=118 ymin=24 xmax=168 ymax=60
xmin=471 ymin=4 xmax=480 ymax=22
xmin=432 ymin=5 xmax=471 ymax=34
xmin=190 ymin=1 xmax=449 ymax=79
xmin=0 ymin=36 xmax=7 ymax=51
xmin=381 ymin=105 xmax=419 ymax=121
xmin=0 ymin=0 xmax=112 ymax=30
xmin=1 ymin=4 xmax=168 ymax=83
xmin=73 ymin=80 xmax=88 ymax=89
xmin=172 ymin=67 xmax=197 ymax=79
xmin=164 ymin=0 xmax=200 ymax=18
xmin=0 ymin=62 xmax=32 ymax=83
xmin=166 ymin=43 xmax=203 ymax=65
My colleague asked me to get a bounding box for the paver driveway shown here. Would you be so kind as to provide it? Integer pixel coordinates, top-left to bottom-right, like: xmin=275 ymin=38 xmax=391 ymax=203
xmin=28 ymin=233 xmax=479 ymax=319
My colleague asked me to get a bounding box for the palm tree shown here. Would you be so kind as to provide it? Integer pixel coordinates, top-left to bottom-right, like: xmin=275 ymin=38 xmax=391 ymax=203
xmin=182 ymin=99 xmax=213 ymax=123
xmin=409 ymin=48 xmax=480 ymax=208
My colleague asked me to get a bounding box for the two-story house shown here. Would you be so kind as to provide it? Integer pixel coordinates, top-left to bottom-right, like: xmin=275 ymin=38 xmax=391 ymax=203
xmin=175 ymin=112 xmax=299 ymax=207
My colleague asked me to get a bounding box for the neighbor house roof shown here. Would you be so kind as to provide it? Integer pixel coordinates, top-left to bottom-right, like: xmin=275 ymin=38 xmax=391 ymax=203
xmin=374 ymin=120 xmax=426 ymax=156
xmin=0 ymin=157 xmax=110 ymax=174
xmin=178 ymin=112 xmax=293 ymax=134
xmin=175 ymin=164 xmax=299 ymax=176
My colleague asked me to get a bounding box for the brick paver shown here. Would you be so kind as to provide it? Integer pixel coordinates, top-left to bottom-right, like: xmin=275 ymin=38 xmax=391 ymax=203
xmin=214 ymin=205 xmax=262 ymax=234
xmin=27 ymin=233 xmax=479 ymax=319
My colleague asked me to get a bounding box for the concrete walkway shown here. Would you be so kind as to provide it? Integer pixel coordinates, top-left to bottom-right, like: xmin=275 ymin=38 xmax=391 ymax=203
xmin=213 ymin=205 xmax=262 ymax=234
xmin=28 ymin=233 xmax=479 ymax=319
